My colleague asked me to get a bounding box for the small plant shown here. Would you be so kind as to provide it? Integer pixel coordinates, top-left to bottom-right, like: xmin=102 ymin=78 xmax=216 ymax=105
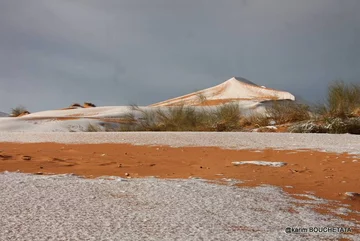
xmin=116 ymin=102 xmax=243 ymax=132
xmin=196 ymin=93 xmax=207 ymax=104
xmin=241 ymin=112 xmax=269 ymax=127
xmin=213 ymin=103 xmax=242 ymax=131
xmin=288 ymin=117 xmax=360 ymax=134
xmin=325 ymin=80 xmax=360 ymax=119
xmin=10 ymin=105 xmax=29 ymax=117
xmin=265 ymin=100 xmax=311 ymax=124
xmin=86 ymin=123 xmax=102 ymax=132
xmin=288 ymin=121 xmax=328 ymax=133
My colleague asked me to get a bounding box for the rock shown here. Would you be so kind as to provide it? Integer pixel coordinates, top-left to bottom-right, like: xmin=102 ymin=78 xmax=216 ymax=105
xmin=83 ymin=102 xmax=96 ymax=108
xmin=125 ymin=173 xmax=130 ymax=176
xmin=22 ymin=156 xmax=31 ymax=161
xmin=269 ymin=120 xmax=276 ymax=125
xmin=70 ymin=103 xmax=83 ymax=108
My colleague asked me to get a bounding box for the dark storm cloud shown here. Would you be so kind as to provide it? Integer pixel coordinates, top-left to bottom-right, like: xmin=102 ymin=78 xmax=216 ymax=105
xmin=0 ymin=0 xmax=359 ymax=112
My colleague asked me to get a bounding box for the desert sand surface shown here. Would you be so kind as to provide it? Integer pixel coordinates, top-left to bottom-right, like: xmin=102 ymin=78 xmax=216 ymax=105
xmin=1 ymin=142 xmax=360 ymax=213
xmin=1 ymin=132 xmax=360 ymax=240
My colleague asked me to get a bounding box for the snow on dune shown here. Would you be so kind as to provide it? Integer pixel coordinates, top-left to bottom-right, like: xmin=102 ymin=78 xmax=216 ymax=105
xmin=150 ymin=77 xmax=295 ymax=107
xmin=26 ymin=106 xmax=131 ymax=118
xmin=0 ymin=116 xmax=103 ymax=132
xmin=0 ymin=77 xmax=295 ymax=132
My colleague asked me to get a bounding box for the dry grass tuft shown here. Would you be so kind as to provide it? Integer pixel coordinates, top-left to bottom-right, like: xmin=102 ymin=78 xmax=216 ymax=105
xmin=324 ymin=80 xmax=360 ymax=119
xmin=10 ymin=105 xmax=29 ymax=117
xmin=265 ymin=100 xmax=311 ymax=124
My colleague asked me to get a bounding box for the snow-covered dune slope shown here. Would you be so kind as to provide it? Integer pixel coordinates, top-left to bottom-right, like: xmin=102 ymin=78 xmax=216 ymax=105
xmin=150 ymin=77 xmax=295 ymax=107
xmin=0 ymin=106 xmax=135 ymax=132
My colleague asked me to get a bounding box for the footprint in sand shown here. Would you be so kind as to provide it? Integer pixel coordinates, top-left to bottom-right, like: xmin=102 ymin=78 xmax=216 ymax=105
xmin=0 ymin=154 xmax=13 ymax=160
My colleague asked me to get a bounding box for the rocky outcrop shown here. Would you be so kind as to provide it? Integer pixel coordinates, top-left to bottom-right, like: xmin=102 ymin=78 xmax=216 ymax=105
xmin=83 ymin=102 xmax=96 ymax=108
xmin=70 ymin=103 xmax=84 ymax=108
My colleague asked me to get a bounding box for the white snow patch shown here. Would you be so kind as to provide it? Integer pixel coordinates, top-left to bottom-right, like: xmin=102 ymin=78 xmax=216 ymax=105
xmin=0 ymin=172 xmax=358 ymax=241
xmin=232 ymin=161 xmax=287 ymax=167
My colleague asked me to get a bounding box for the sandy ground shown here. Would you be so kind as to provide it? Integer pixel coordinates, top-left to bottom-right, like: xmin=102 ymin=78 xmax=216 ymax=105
xmin=1 ymin=132 xmax=360 ymax=240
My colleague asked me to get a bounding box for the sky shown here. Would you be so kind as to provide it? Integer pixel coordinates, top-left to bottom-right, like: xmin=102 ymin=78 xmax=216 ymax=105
xmin=0 ymin=0 xmax=359 ymax=112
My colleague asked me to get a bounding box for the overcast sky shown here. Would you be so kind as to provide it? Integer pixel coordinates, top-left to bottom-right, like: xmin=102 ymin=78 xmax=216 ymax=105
xmin=0 ymin=0 xmax=359 ymax=112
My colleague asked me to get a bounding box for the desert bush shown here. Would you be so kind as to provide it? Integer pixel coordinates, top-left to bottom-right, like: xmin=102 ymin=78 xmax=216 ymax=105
xmin=288 ymin=117 xmax=360 ymax=134
xmin=111 ymin=103 xmax=242 ymax=132
xmin=155 ymin=106 xmax=202 ymax=131
xmin=215 ymin=103 xmax=240 ymax=124
xmin=86 ymin=123 xmax=103 ymax=132
xmin=345 ymin=118 xmax=360 ymax=134
xmin=265 ymin=100 xmax=311 ymax=124
xmin=10 ymin=105 xmax=29 ymax=117
xmin=288 ymin=121 xmax=328 ymax=133
xmin=325 ymin=117 xmax=360 ymax=134
xmin=241 ymin=113 xmax=269 ymax=127
xmin=325 ymin=80 xmax=360 ymax=118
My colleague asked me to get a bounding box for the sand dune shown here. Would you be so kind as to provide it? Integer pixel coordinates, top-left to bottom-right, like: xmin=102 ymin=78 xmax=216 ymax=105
xmin=150 ymin=77 xmax=295 ymax=107
xmin=0 ymin=77 xmax=295 ymax=132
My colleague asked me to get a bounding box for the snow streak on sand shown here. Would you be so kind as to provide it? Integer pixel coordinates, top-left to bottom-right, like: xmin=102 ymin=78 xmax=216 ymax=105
xmin=232 ymin=161 xmax=287 ymax=167
xmin=0 ymin=172 xmax=358 ymax=241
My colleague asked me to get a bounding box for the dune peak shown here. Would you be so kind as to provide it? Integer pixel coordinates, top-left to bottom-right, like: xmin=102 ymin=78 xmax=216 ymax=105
xmin=150 ymin=77 xmax=295 ymax=107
